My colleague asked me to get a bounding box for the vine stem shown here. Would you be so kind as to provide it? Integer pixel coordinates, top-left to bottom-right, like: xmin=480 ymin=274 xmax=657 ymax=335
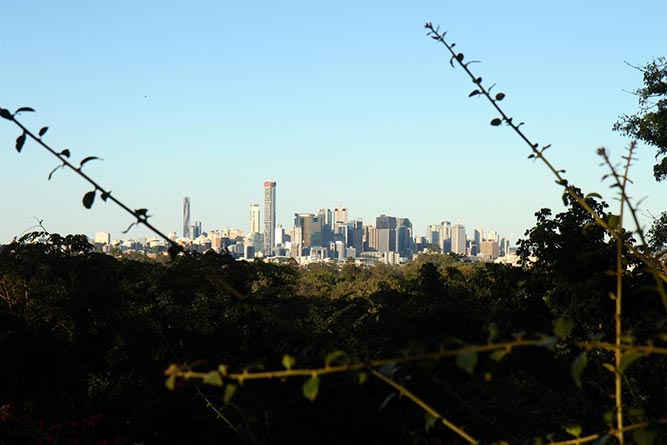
xmin=370 ymin=369 xmax=478 ymax=444
xmin=2 ymin=110 xmax=178 ymax=250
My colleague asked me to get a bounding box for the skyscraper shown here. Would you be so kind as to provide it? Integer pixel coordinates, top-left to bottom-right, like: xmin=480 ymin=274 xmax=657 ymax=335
xmin=451 ymin=223 xmax=467 ymax=255
xmin=264 ymin=181 xmax=276 ymax=255
xmin=183 ymin=196 xmax=191 ymax=239
xmin=250 ymin=204 xmax=261 ymax=234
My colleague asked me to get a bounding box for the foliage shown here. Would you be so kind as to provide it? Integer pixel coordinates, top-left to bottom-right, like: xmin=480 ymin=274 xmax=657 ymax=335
xmin=613 ymin=57 xmax=667 ymax=181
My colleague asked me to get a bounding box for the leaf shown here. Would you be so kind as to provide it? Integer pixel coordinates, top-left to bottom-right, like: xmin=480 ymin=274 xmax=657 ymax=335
xmin=379 ymin=392 xmax=396 ymax=410
xmin=165 ymin=375 xmax=176 ymax=391
xmin=38 ymin=127 xmax=49 ymax=137
xmin=302 ymin=375 xmax=320 ymax=402
xmin=562 ymin=193 xmax=569 ymax=206
xmin=455 ymin=351 xmax=478 ymax=375
xmin=602 ymin=363 xmax=616 ymax=373
xmin=134 ymin=208 xmax=149 ymax=218
xmin=281 ymin=354 xmax=296 ymax=370
xmin=490 ymin=118 xmax=502 ymax=126
xmin=15 ymin=133 xmax=26 ymax=153
xmin=607 ymin=214 xmax=619 ymax=228
xmin=536 ymin=335 xmax=558 ymax=351
xmin=203 ymin=371 xmax=223 ymax=386
xmin=490 ymin=349 xmax=509 ymax=362
xmin=571 ymin=352 xmax=588 ymax=388
xmin=122 ymin=221 xmax=137 ymax=234
xmin=48 ymin=164 xmax=64 ymax=180
xmin=223 ymin=384 xmax=237 ymax=404
xmin=59 ymin=149 xmax=70 ymax=158
xmin=424 ymin=413 xmax=437 ymax=432
xmin=586 ymin=192 xmax=602 ymax=200
xmin=468 ymin=89 xmax=480 ymax=97
xmin=79 ymin=156 xmax=102 ymax=168
xmin=14 ymin=107 xmax=35 ymax=114
xmin=495 ymin=93 xmax=505 ymax=101
xmin=101 ymin=191 xmax=111 ymax=201
xmin=82 ymin=190 xmax=96 ymax=209
xmin=456 ymin=53 xmax=464 ymax=62
xmin=553 ymin=318 xmax=574 ymax=339
xmin=356 ymin=372 xmax=369 ymax=385
xmin=0 ymin=108 xmax=12 ymax=120
xmin=633 ymin=428 xmax=656 ymax=445
xmin=487 ymin=323 xmax=498 ymax=342
xmin=324 ymin=350 xmax=350 ymax=368
xmin=564 ymin=424 xmax=582 ymax=437
xmin=618 ymin=349 xmax=643 ymax=375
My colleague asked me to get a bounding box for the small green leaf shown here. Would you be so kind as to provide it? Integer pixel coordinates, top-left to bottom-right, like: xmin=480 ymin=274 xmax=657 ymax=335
xmin=223 ymin=384 xmax=237 ymax=404
xmin=15 ymin=133 xmax=26 ymax=153
xmin=607 ymin=214 xmax=619 ymax=228
xmin=468 ymin=89 xmax=480 ymax=97
xmin=203 ymin=371 xmax=223 ymax=386
xmin=564 ymin=424 xmax=582 ymax=437
xmin=82 ymin=190 xmax=96 ymax=209
xmin=39 ymin=126 xmax=49 ymax=137
xmin=490 ymin=118 xmax=502 ymax=126
xmin=602 ymin=363 xmax=616 ymax=373
xmin=14 ymin=107 xmax=35 ymax=114
xmin=424 ymin=412 xmax=437 ymax=432
xmin=302 ymin=375 xmax=320 ymax=402
xmin=603 ymin=408 xmax=614 ymax=426
xmin=633 ymin=428 xmax=656 ymax=445
xmin=79 ymin=156 xmax=102 ymax=168
xmin=455 ymin=351 xmax=478 ymax=375
xmin=356 ymin=372 xmax=369 ymax=385
xmin=0 ymin=108 xmax=12 ymax=120
xmin=586 ymin=192 xmax=602 ymax=200
xmin=562 ymin=193 xmax=569 ymax=206
xmin=495 ymin=92 xmax=505 ymax=101
xmin=165 ymin=375 xmax=176 ymax=391
xmin=618 ymin=349 xmax=643 ymax=375
xmin=490 ymin=349 xmax=509 ymax=362
xmin=325 ymin=350 xmax=350 ymax=368
xmin=60 ymin=149 xmax=70 ymax=158
xmin=282 ymin=354 xmax=296 ymax=370
xmin=487 ymin=323 xmax=498 ymax=342
xmin=571 ymin=352 xmax=588 ymax=388
xmin=553 ymin=318 xmax=574 ymax=339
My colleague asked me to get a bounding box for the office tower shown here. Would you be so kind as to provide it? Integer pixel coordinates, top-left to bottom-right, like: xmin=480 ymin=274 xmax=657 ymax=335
xmin=346 ymin=219 xmax=363 ymax=256
xmin=474 ymin=227 xmax=483 ymax=255
xmin=451 ymin=223 xmax=467 ymax=255
xmin=487 ymin=230 xmax=500 ymax=243
xmin=183 ymin=196 xmax=191 ymax=239
xmin=440 ymin=221 xmax=452 ymax=253
xmin=192 ymin=221 xmax=202 ymax=239
xmin=334 ymin=207 xmax=348 ymax=224
xmin=375 ymin=215 xmax=397 ymax=253
xmin=275 ymin=224 xmax=285 ymax=245
xmin=318 ymin=208 xmax=332 ymax=226
xmin=376 ymin=214 xmax=397 ymax=229
xmin=365 ymin=225 xmax=379 ymax=252
xmin=480 ymin=240 xmax=500 ymax=260
xmin=317 ymin=208 xmax=334 ymax=245
xmin=94 ymin=232 xmax=111 ymax=245
xmin=426 ymin=224 xmax=441 ymax=247
xmin=264 ymin=181 xmax=276 ymax=255
xmin=397 ymin=218 xmax=413 ymax=258
xmin=250 ymin=204 xmax=261 ymax=234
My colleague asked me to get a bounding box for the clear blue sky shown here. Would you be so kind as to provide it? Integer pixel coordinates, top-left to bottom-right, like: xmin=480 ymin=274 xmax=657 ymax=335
xmin=2 ymin=1 xmax=666 ymax=244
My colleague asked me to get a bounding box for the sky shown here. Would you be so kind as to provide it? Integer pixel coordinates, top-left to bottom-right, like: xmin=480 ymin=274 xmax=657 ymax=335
xmin=2 ymin=1 xmax=667 ymax=245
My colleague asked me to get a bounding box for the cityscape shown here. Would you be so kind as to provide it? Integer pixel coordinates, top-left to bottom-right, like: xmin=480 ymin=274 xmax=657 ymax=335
xmin=92 ymin=180 xmax=518 ymax=265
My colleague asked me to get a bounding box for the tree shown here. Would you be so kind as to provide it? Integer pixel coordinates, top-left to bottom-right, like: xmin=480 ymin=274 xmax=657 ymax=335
xmin=613 ymin=57 xmax=667 ymax=181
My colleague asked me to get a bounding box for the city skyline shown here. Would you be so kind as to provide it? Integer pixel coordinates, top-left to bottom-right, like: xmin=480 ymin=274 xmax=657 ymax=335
xmin=2 ymin=1 xmax=667 ymax=244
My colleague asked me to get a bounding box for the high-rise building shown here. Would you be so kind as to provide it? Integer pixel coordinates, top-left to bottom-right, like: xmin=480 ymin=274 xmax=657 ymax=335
xmin=183 ymin=197 xmax=191 ymax=239
xmin=397 ymin=218 xmax=413 ymax=258
xmin=451 ymin=223 xmax=467 ymax=255
xmin=250 ymin=204 xmax=261 ymax=234
xmin=334 ymin=208 xmax=348 ymax=224
xmin=264 ymin=181 xmax=276 ymax=255
xmin=440 ymin=221 xmax=452 ymax=253
xmin=192 ymin=221 xmax=202 ymax=239
xmin=473 ymin=226 xmax=483 ymax=255
xmin=94 ymin=232 xmax=111 ymax=245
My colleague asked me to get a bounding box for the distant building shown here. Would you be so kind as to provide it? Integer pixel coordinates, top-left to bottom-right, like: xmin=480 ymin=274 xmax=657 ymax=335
xmin=480 ymin=239 xmax=499 ymax=260
xmin=94 ymin=232 xmax=111 ymax=245
xmin=183 ymin=196 xmax=191 ymax=239
xmin=451 ymin=223 xmax=466 ymax=255
xmin=264 ymin=181 xmax=276 ymax=255
xmin=250 ymin=204 xmax=261 ymax=234
xmin=334 ymin=207 xmax=348 ymax=224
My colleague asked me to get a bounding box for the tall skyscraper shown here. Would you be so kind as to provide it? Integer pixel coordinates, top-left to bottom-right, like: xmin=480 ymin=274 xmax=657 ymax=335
xmin=183 ymin=196 xmax=191 ymax=239
xmin=249 ymin=204 xmax=261 ymax=234
xmin=334 ymin=207 xmax=348 ymax=224
xmin=451 ymin=223 xmax=467 ymax=255
xmin=264 ymin=181 xmax=276 ymax=255
xmin=474 ymin=226 xmax=483 ymax=254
